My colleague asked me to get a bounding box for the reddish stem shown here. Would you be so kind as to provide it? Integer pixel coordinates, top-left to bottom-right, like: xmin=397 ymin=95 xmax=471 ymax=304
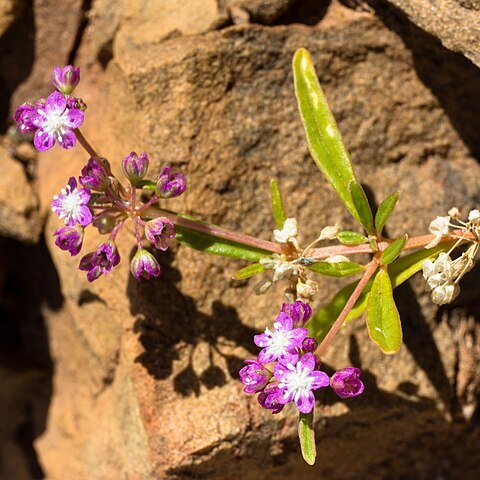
xmin=314 ymin=258 xmax=380 ymax=358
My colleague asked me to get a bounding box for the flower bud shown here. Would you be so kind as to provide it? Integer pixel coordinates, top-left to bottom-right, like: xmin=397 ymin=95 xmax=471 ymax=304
xmin=53 ymin=226 xmax=84 ymax=256
xmin=79 ymin=240 xmax=120 ymax=282
xmin=239 ymin=359 xmax=272 ymax=394
xmin=122 ymin=151 xmax=149 ymax=185
xmin=79 ymin=158 xmax=108 ymax=191
xmin=301 ymin=337 xmax=318 ymax=353
xmin=131 ymin=249 xmax=161 ymax=280
xmin=281 ymin=300 xmax=312 ymax=327
xmin=144 ymin=217 xmax=176 ymax=251
xmin=330 ymin=367 xmax=365 ymax=399
xmin=52 ymin=66 xmax=80 ymax=94
xmin=156 ymin=166 xmax=186 ymax=198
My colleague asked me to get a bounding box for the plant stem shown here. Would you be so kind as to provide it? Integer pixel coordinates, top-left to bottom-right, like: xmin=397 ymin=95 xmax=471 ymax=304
xmin=143 ymin=206 xmax=282 ymax=254
xmin=74 ymin=128 xmax=114 ymax=177
xmin=314 ymin=258 xmax=379 ymax=358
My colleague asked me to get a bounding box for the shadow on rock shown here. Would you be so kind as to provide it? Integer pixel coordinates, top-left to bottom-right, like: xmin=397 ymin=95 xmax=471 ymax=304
xmin=127 ymin=249 xmax=258 ymax=396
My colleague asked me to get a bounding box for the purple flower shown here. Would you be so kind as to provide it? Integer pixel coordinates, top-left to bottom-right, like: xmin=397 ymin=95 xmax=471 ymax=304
xmin=330 ymin=367 xmax=365 ymax=399
xmin=79 ymin=158 xmax=108 ymax=191
xmin=281 ymin=300 xmax=312 ymax=327
xmin=51 ymin=177 xmax=92 ymax=227
xmin=156 ymin=166 xmax=186 ymax=198
xmin=53 ymin=226 xmax=84 ymax=256
xmin=122 ymin=151 xmax=149 ymax=184
xmin=257 ymin=383 xmax=284 ymax=414
xmin=131 ymin=249 xmax=161 ymax=280
xmin=30 ymin=91 xmax=84 ymax=150
xmin=254 ymin=312 xmax=308 ymax=365
xmin=52 ymin=66 xmax=80 ymax=94
xmin=302 ymin=337 xmax=318 ymax=353
xmin=239 ymin=360 xmax=272 ymax=394
xmin=13 ymin=102 xmax=42 ymax=133
xmin=274 ymin=353 xmax=330 ymax=414
xmin=66 ymin=97 xmax=87 ymax=111
xmin=79 ymin=241 xmax=120 ymax=282
xmin=144 ymin=217 xmax=176 ymax=251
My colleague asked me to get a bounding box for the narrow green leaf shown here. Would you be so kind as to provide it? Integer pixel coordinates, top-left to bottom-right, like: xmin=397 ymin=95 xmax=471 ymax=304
xmin=293 ymin=48 xmax=361 ymax=224
xmin=308 ymin=244 xmax=452 ymax=342
xmin=375 ymin=191 xmax=400 ymax=235
xmin=298 ymin=412 xmax=316 ymax=466
xmin=381 ymin=234 xmax=408 ymax=265
xmin=349 ymin=181 xmax=374 ymax=234
xmin=232 ymin=263 xmax=265 ymax=279
xmin=175 ymin=226 xmax=271 ymax=262
xmin=337 ymin=231 xmax=368 ymax=245
xmin=270 ymin=179 xmax=287 ymax=229
xmin=366 ymin=269 xmax=402 ymax=354
xmin=308 ymin=261 xmax=364 ymax=277
xmin=137 ymin=179 xmax=157 ymax=191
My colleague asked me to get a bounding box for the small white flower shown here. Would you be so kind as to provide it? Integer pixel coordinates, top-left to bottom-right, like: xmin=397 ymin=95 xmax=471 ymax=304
xmin=426 ymin=216 xmax=450 ymax=248
xmin=274 ymin=218 xmax=298 ymax=246
xmin=468 ymin=209 xmax=480 ymax=223
xmin=259 ymin=254 xmax=296 ymax=282
xmin=319 ymin=224 xmax=341 ymax=241
xmin=431 ymin=284 xmax=459 ymax=306
xmin=296 ymin=279 xmax=319 ymax=300
xmin=448 ymin=207 xmax=460 ymax=218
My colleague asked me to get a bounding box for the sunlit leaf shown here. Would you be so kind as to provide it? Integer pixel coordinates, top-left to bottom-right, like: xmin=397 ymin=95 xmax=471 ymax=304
xmin=270 ymin=179 xmax=287 ymax=229
xmin=233 ymin=263 xmax=266 ymax=279
xmin=349 ymin=181 xmax=374 ymax=234
xmin=381 ymin=234 xmax=408 ymax=265
xmin=175 ymin=226 xmax=271 ymax=262
xmin=366 ymin=269 xmax=402 ymax=354
xmin=375 ymin=191 xmax=399 ymax=235
xmin=293 ymin=48 xmax=361 ymax=224
xmin=308 ymin=261 xmax=364 ymax=277
xmin=298 ymin=412 xmax=316 ymax=465
xmin=337 ymin=231 xmax=368 ymax=245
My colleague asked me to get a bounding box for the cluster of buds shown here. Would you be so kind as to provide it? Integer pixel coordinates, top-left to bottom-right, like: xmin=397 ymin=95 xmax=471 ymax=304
xmin=239 ymin=301 xmax=364 ymax=414
xmin=51 ymin=153 xmax=185 ymax=282
xmin=422 ymin=209 xmax=479 ymax=305
xmin=13 ymin=65 xmax=187 ymax=282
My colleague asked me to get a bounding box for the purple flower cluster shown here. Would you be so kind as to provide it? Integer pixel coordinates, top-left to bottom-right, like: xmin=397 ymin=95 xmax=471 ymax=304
xmin=13 ymin=66 xmax=85 ymax=151
xmin=49 ymin=152 xmax=186 ymax=282
xmin=239 ymin=301 xmax=364 ymax=414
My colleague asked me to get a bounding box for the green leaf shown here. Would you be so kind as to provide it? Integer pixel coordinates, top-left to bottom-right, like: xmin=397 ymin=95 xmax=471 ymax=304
xmin=175 ymin=225 xmax=271 ymax=262
xmin=349 ymin=181 xmax=374 ymax=234
xmin=270 ymin=179 xmax=287 ymax=229
xmin=375 ymin=191 xmax=399 ymax=235
xmin=308 ymin=261 xmax=364 ymax=277
xmin=366 ymin=269 xmax=402 ymax=354
xmin=308 ymin=244 xmax=451 ymax=342
xmin=381 ymin=234 xmax=408 ymax=265
xmin=232 ymin=263 xmax=265 ymax=279
xmin=137 ymin=179 xmax=157 ymax=191
xmin=298 ymin=412 xmax=316 ymax=466
xmin=293 ymin=48 xmax=361 ymax=224
xmin=337 ymin=231 xmax=368 ymax=245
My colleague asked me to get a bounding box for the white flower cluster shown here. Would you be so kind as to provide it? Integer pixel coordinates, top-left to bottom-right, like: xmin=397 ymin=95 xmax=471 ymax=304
xmin=422 ymin=208 xmax=480 ymax=305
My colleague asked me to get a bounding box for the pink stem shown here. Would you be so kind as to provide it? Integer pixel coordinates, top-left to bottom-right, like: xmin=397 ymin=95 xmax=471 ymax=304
xmin=314 ymin=258 xmax=380 ymax=358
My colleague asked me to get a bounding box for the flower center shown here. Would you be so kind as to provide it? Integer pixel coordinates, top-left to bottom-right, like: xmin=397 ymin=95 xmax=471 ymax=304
xmin=42 ymin=108 xmax=69 ymax=136
xmin=269 ymin=328 xmax=293 ymax=356
xmin=283 ymin=364 xmax=314 ymax=401
xmin=61 ymin=189 xmax=83 ymax=220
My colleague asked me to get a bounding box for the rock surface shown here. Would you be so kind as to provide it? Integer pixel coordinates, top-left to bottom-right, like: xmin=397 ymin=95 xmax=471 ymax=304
xmin=32 ymin=2 xmax=480 ymax=479
xmin=1 ymin=1 xmax=480 ymax=479
xmin=0 ymin=146 xmax=41 ymax=243
xmin=379 ymin=0 xmax=480 ymax=68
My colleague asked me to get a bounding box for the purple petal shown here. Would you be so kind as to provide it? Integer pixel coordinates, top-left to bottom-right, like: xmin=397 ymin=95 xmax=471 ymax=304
xmin=253 ymin=333 xmax=270 ymax=348
xmin=274 ymin=312 xmax=293 ymax=331
xmin=58 ymin=129 xmax=77 ymax=149
xmin=65 ymin=108 xmax=84 ymax=128
xmin=257 ymin=348 xmax=276 ymax=365
xmin=34 ymin=129 xmax=55 ymax=151
xmin=277 ymin=349 xmax=299 ymax=365
xmin=310 ymin=370 xmax=330 ymax=389
xmin=76 ymin=206 xmax=92 ymax=227
xmin=67 ymin=177 xmax=77 ymax=190
xmin=273 ymin=362 xmax=290 ymax=381
xmin=298 ymin=352 xmax=316 ymax=372
xmin=46 ymin=91 xmax=66 ymax=114
xmin=289 ymin=327 xmax=309 ymax=346
xmin=295 ymin=391 xmax=315 ymax=413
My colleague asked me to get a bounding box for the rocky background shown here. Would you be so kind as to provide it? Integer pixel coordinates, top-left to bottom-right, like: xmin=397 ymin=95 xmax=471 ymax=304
xmin=1 ymin=0 xmax=480 ymax=479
